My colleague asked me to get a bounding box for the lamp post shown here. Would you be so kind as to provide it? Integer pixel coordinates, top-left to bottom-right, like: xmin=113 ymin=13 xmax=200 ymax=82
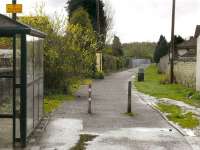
xmin=96 ymin=0 xmax=102 ymax=71
xmin=170 ymin=0 xmax=176 ymax=83
xmin=12 ymin=0 xmax=17 ymax=20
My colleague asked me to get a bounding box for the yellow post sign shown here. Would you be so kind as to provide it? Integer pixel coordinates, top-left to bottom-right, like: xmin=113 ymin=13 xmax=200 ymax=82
xmin=6 ymin=4 xmax=22 ymax=13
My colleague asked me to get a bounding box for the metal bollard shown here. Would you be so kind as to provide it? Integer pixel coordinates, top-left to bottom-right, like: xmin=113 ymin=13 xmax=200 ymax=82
xmin=88 ymin=84 xmax=92 ymax=114
xmin=127 ymin=81 xmax=132 ymax=113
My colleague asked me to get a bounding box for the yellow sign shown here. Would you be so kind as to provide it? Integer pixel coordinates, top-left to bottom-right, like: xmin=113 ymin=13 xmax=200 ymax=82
xmin=6 ymin=4 xmax=22 ymax=13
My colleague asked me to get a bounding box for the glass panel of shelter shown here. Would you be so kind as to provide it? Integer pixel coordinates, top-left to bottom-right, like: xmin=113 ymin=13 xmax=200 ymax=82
xmin=0 ymin=35 xmax=22 ymax=145
xmin=15 ymin=35 xmax=21 ymax=140
xmin=0 ymin=37 xmax=13 ymax=146
xmin=26 ymin=36 xmax=44 ymax=136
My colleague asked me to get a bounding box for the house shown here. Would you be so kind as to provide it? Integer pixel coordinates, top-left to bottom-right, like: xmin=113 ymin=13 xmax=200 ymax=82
xmin=175 ymin=25 xmax=200 ymax=61
xmin=158 ymin=25 xmax=200 ymax=89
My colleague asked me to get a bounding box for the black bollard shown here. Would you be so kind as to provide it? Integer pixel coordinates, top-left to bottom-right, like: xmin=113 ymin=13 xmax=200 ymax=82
xmin=127 ymin=81 xmax=132 ymax=113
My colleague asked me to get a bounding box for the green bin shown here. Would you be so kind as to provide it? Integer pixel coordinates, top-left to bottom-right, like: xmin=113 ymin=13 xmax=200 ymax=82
xmin=138 ymin=68 xmax=144 ymax=82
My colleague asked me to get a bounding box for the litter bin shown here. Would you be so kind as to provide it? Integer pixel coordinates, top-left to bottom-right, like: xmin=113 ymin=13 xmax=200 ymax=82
xmin=138 ymin=68 xmax=144 ymax=82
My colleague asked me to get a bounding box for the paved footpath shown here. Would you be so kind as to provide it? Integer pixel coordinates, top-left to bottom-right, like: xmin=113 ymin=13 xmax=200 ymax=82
xmin=29 ymin=68 xmax=195 ymax=150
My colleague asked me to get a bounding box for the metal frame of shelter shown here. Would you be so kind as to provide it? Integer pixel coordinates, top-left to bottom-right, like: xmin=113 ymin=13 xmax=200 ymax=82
xmin=0 ymin=14 xmax=46 ymax=147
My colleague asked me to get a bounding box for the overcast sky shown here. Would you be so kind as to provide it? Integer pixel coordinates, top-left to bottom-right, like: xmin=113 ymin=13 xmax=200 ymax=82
xmin=0 ymin=0 xmax=200 ymax=43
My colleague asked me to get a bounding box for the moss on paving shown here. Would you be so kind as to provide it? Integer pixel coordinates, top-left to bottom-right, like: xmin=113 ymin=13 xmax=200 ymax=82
xmin=156 ymin=103 xmax=199 ymax=129
xmin=134 ymin=64 xmax=200 ymax=107
xmin=70 ymin=134 xmax=97 ymax=150
xmin=124 ymin=112 xmax=135 ymax=117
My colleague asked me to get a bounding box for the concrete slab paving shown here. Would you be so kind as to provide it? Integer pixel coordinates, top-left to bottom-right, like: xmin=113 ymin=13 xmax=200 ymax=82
xmin=35 ymin=118 xmax=82 ymax=150
xmin=86 ymin=128 xmax=192 ymax=150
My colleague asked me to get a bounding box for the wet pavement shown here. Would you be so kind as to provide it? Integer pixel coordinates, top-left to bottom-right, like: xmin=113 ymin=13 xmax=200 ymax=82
xmin=3 ymin=68 xmax=198 ymax=149
xmin=86 ymin=128 xmax=192 ymax=150
xmin=37 ymin=118 xmax=82 ymax=150
xmin=34 ymin=68 xmax=194 ymax=150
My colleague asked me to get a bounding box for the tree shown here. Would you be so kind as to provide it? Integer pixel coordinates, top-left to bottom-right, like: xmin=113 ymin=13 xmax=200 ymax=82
xmin=122 ymin=42 xmax=156 ymax=60
xmin=66 ymin=0 xmax=109 ymax=41
xmin=174 ymin=35 xmax=184 ymax=46
xmin=20 ymin=15 xmax=67 ymax=90
xmin=153 ymin=35 xmax=169 ymax=63
xmin=66 ymin=24 xmax=97 ymax=76
xmin=112 ymin=35 xmax=123 ymax=57
xmin=69 ymin=7 xmax=93 ymax=29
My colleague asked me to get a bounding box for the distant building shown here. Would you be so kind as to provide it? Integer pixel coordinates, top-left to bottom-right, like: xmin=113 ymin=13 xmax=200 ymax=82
xmin=0 ymin=41 xmax=12 ymax=68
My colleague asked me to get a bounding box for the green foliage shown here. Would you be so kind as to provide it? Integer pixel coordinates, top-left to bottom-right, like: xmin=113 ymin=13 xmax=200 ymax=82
xmin=66 ymin=23 xmax=97 ymax=77
xmin=20 ymin=15 xmax=65 ymax=91
xmin=20 ymin=9 xmax=98 ymax=93
xmin=174 ymin=35 xmax=185 ymax=46
xmin=135 ymin=65 xmax=200 ymax=107
xmin=66 ymin=0 xmax=108 ymax=42
xmin=44 ymin=94 xmax=75 ymax=113
xmin=103 ymin=54 xmax=130 ymax=73
xmin=153 ymin=35 xmax=169 ymax=63
xmin=122 ymin=42 xmax=156 ymax=60
xmin=157 ymin=103 xmax=199 ymax=129
xmin=112 ymin=35 xmax=123 ymax=56
xmin=94 ymin=71 xmax=104 ymax=79
xmin=103 ymin=45 xmax=113 ymax=55
xmin=69 ymin=7 xmax=93 ymax=29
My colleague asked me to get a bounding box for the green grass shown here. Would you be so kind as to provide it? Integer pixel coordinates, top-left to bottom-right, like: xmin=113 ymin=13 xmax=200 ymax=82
xmin=134 ymin=64 xmax=200 ymax=107
xmin=44 ymin=94 xmax=75 ymax=114
xmin=44 ymin=78 xmax=92 ymax=114
xmin=156 ymin=103 xmax=199 ymax=129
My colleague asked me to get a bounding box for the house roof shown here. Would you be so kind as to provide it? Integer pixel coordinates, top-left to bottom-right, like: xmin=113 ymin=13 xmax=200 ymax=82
xmin=0 ymin=13 xmax=46 ymax=38
xmin=194 ymin=25 xmax=200 ymax=38
xmin=180 ymin=49 xmax=196 ymax=57
xmin=176 ymin=38 xmax=196 ymax=50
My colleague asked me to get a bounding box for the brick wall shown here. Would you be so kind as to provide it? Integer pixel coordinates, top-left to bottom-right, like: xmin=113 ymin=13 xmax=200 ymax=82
xmin=196 ymin=36 xmax=200 ymax=91
xmin=158 ymin=55 xmax=196 ymax=89
xmin=158 ymin=55 xmax=169 ymax=74
xmin=173 ymin=61 xmax=196 ymax=88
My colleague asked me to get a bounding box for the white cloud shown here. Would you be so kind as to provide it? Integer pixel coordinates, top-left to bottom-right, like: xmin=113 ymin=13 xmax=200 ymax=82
xmin=0 ymin=0 xmax=200 ymax=43
xmin=109 ymin=0 xmax=200 ymax=43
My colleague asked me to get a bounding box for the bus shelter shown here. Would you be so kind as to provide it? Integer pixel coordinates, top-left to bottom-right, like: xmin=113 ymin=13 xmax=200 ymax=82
xmin=0 ymin=14 xmax=45 ymax=147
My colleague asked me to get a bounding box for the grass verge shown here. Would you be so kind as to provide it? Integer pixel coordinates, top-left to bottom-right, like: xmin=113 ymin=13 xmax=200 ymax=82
xmin=44 ymin=78 xmax=92 ymax=114
xmin=44 ymin=94 xmax=75 ymax=114
xmin=156 ymin=103 xmax=199 ymax=129
xmin=134 ymin=64 xmax=200 ymax=107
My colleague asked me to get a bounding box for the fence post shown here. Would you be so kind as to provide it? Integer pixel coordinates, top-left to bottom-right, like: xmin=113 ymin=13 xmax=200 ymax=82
xmin=127 ymin=81 xmax=132 ymax=113
xmin=88 ymin=84 xmax=92 ymax=114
